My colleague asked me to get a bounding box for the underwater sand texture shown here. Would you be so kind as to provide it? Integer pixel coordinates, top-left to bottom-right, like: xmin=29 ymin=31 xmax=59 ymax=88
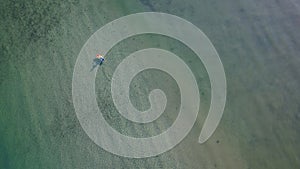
xmin=0 ymin=0 xmax=300 ymax=168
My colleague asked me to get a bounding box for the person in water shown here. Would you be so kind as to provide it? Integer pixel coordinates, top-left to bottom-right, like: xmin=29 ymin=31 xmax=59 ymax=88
xmin=95 ymin=54 xmax=105 ymax=65
xmin=91 ymin=54 xmax=105 ymax=71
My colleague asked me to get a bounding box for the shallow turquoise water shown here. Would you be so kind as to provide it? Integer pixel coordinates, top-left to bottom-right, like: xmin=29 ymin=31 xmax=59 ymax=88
xmin=0 ymin=0 xmax=300 ymax=168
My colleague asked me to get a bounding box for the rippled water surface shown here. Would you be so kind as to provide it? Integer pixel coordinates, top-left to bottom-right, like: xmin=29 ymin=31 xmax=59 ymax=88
xmin=0 ymin=0 xmax=299 ymax=168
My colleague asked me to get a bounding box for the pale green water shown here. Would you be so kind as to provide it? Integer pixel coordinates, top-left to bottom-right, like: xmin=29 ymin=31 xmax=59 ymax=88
xmin=0 ymin=0 xmax=300 ymax=168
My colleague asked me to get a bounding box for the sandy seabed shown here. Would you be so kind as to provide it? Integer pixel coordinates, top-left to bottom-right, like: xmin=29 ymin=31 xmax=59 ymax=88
xmin=0 ymin=0 xmax=299 ymax=168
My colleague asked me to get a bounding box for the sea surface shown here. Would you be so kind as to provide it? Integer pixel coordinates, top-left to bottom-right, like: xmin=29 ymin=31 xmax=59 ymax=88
xmin=0 ymin=0 xmax=299 ymax=168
